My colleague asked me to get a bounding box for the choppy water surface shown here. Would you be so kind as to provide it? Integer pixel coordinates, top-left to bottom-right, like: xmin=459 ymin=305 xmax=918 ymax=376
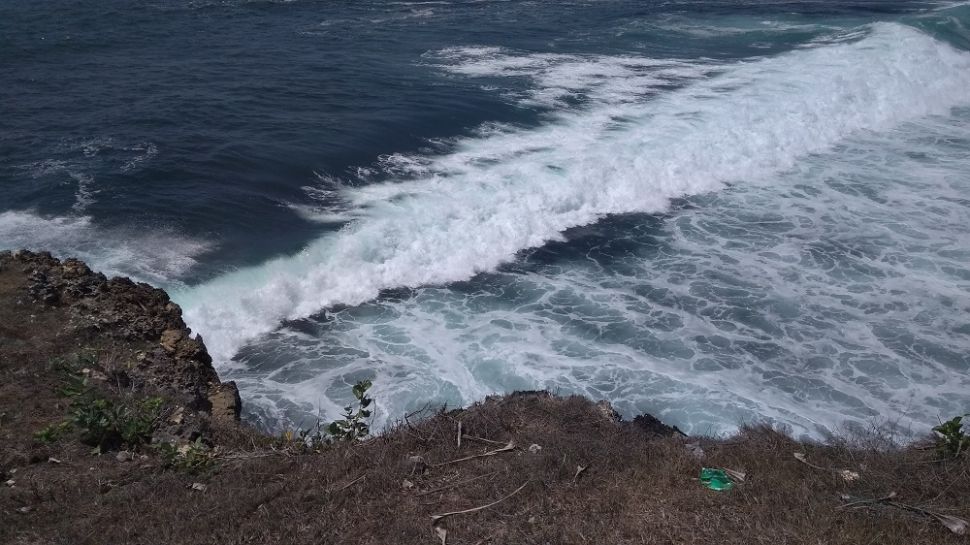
xmin=3 ymin=0 xmax=969 ymax=438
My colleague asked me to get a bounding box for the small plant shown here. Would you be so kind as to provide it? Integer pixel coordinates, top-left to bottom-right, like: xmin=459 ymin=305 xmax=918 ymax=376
xmin=933 ymin=414 xmax=970 ymax=458
xmin=58 ymin=373 xmax=89 ymax=398
xmin=48 ymin=350 xmax=165 ymax=453
xmin=279 ymin=421 xmax=329 ymax=451
xmin=34 ymin=421 xmax=73 ymax=443
xmin=70 ymin=394 xmax=163 ymax=453
xmin=327 ymin=380 xmax=373 ymax=442
xmin=271 ymin=381 xmax=377 ymax=449
xmin=157 ymin=438 xmax=216 ymax=473
xmin=298 ymin=422 xmax=328 ymax=449
xmin=52 ymin=350 xmax=97 ymax=375
xmin=54 ymin=353 xmax=95 ymax=398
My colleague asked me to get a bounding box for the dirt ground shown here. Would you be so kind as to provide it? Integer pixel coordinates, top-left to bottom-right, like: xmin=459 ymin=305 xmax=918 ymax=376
xmin=2 ymin=252 xmax=968 ymax=545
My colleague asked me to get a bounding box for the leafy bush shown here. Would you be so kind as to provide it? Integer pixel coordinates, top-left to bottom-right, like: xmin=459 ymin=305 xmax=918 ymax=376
xmin=327 ymin=380 xmax=373 ymax=442
xmin=933 ymin=414 xmax=970 ymax=458
xmin=48 ymin=350 xmax=164 ymax=453
xmin=157 ymin=438 xmax=215 ymax=473
xmin=53 ymin=352 xmax=96 ymax=397
xmin=34 ymin=421 xmax=72 ymax=443
xmin=70 ymin=393 xmax=163 ymax=453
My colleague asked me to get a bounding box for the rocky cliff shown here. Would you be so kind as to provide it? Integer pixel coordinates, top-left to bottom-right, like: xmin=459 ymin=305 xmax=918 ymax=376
xmin=0 ymin=250 xmax=239 ymax=454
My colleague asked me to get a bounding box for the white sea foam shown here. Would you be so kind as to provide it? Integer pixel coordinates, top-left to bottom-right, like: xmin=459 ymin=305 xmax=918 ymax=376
xmin=20 ymin=159 xmax=100 ymax=213
xmin=18 ymin=138 xmax=158 ymax=213
xmin=0 ymin=211 xmax=213 ymax=286
xmin=237 ymin=111 xmax=970 ymax=437
xmin=177 ymin=24 xmax=970 ymax=435
xmin=76 ymin=137 xmax=158 ymax=171
xmin=289 ymin=174 xmax=361 ymax=224
xmin=431 ymin=47 xmax=713 ymax=107
xmin=180 ymin=23 xmax=970 ymax=361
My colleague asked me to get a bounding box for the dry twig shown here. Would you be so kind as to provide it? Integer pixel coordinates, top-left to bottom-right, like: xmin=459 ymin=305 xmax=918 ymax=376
xmin=430 ymin=480 xmax=532 ymax=524
xmin=839 ymin=492 xmax=897 ymax=509
xmin=220 ymin=451 xmax=282 ymax=461
xmin=886 ymin=501 xmax=968 ymax=536
xmin=432 ymin=442 xmax=516 ymax=468
xmin=331 ymin=474 xmax=366 ymax=493
xmin=793 ymin=452 xmax=827 ymax=471
xmin=461 ymin=435 xmax=509 ymax=446
xmin=840 ymin=492 xmax=967 ymax=535
xmin=418 ymin=471 xmax=500 ymax=497
xmin=794 ymin=452 xmax=857 ymax=481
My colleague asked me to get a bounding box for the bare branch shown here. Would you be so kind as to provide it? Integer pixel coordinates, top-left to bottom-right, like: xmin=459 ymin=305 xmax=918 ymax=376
xmin=418 ymin=471 xmax=500 ymax=497
xmin=430 ymin=480 xmax=531 ymax=524
xmin=331 ymin=474 xmax=366 ymax=493
xmin=431 ymin=442 xmax=516 ymax=468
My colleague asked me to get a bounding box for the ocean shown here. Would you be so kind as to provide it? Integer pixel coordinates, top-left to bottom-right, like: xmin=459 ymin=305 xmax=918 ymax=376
xmin=3 ymin=0 xmax=970 ymax=439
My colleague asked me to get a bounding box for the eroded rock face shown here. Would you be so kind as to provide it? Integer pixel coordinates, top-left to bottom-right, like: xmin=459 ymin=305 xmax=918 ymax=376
xmin=0 ymin=250 xmax=239 ymax=423
xmin=209 ymin=383 xmax=242 ymax=423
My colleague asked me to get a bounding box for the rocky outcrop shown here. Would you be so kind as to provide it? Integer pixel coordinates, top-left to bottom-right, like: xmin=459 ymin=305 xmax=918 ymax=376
xmin=208 ymin=382 xmax=243 ymax=423
xmin=0 ymin=250 xmax=239 ymax=425
xmin=630 ymin=412 xmax=686 ymax=438
xmin=483 ymin=390 xmax=684 ymax=438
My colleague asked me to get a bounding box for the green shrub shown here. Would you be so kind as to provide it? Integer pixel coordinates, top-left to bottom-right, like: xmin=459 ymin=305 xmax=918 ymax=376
xmin=70 ymin=394 xmax=163 ymax=454
xmin=34 ymin=421 xmax=72 ymax=443
xmin=933 ymin=414 xmax=970 ymax=458
xmin=48 ymin=350 xmax=164 ymax=453
xmin=53 ymin=352 xmax=96 ymax=398
xmin=327 ymin=380 xmax=373 ymax=442
xmin=278 ymin=380 xmax=377 ymax=448
xmin=156 ymin=438 xmax=215 ymax=473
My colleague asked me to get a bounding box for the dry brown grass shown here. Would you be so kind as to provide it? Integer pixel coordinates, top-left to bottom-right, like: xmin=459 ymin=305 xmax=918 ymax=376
xmin=3 ymin=390 xmax=969 ymax=545
xmin=2 ymin=255 xmax=968 ymax=544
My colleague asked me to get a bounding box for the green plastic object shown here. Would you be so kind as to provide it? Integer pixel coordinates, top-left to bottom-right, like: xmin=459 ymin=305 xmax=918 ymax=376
xmin=700 ymin=468 xmax=734 ymax=491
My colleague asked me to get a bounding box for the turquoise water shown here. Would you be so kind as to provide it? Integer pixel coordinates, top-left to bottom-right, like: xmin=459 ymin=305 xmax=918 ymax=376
xmin=3 ymin=0 xmax=970 ymax=438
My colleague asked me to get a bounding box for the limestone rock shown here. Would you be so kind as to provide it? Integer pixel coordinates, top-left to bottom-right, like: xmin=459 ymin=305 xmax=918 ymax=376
xmin=208 ymin=382 xmax=242 ymax=423
xmin=159 ymin=329 xmax=183 ymax=353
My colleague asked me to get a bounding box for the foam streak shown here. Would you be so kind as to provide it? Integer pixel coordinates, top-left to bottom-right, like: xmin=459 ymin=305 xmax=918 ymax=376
xmin=179 ymin=24 xmax=970 ymax=365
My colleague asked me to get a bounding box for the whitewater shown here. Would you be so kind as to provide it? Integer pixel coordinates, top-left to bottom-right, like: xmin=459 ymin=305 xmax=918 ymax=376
xmin=165 ymin=22 xmax=970 ymax=436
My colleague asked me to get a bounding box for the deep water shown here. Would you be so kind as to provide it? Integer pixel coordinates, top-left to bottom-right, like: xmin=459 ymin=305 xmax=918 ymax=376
xmin=3 ymin=0 xmax=970 ymax=438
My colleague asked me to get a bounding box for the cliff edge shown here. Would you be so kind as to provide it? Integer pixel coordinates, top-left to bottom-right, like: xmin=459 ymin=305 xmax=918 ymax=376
xmin=1 ymin=251 xmax=967 ymax=545
xmin=1 ymin=250 xmax=239 ymax=463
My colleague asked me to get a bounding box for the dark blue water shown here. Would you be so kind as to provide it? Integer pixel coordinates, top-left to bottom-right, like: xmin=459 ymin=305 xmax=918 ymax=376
xmin=3 ymin=0 xmax=970 ymax=438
